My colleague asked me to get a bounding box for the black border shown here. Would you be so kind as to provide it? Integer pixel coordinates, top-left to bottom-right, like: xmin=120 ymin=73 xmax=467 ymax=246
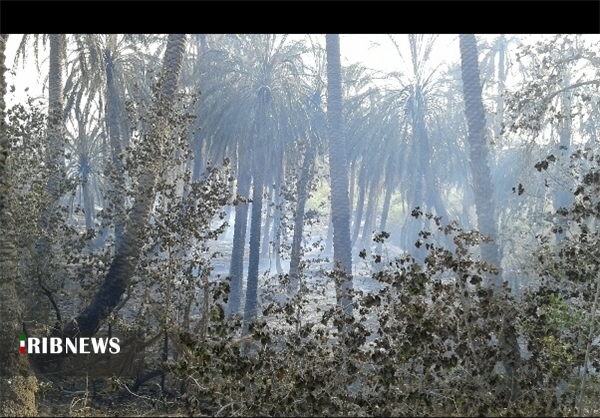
xmin=1 ymin=1 xmax=599 ymax=34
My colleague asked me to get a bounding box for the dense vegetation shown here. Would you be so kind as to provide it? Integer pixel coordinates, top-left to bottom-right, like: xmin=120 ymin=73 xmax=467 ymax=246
xmin=1 ymin=34 xmax=600 ymax=416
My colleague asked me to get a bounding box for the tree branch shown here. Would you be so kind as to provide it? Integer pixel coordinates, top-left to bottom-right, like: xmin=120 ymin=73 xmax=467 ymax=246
xmin=544 ymin=79 xmax=600 ymax=104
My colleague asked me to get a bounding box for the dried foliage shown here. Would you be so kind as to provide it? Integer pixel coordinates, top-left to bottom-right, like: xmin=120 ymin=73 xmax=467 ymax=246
xmin=5 ymin=34 xmax=600 ymax=417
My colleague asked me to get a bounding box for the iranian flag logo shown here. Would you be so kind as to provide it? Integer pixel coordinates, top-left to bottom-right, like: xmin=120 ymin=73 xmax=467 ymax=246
xmin=20 ymin=334 xmax=26 ymax=354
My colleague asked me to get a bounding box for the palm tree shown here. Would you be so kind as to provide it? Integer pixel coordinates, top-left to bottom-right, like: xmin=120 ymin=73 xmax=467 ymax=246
xmin=13 ymin=34 xmax=67 ymax=203
xmin=459 ymin=34 xmax=502 ymax=282
xmin=240 ymin=35 xmax=312 ymax=330
xmin=194 ymin=35 xmax=312 ymax=321
xmin=288 ymin=90 xmax=326 ymax=292
xmin=64 ymin=92 xmax=106 ymax=232
xmin=67 ymin=34 xmax=158 ymax=249
xmin=190 ymin=36 xmax=257 ymax=318
xmin=460 ymin=34 xmax=524 ymax=401
xmin=242 ymin=89 xmax=269 ymax=331
xmin=33 ymin=34 xmax=67 ymax=275
xmin=391 ymin=36 xmax=455 ymax=252
xmin=287 ymin=36 xmax=328 ymax=293
xmin=334 ymin=62 xmax=376 ymax=252
xmin=288 ymin=130 xmax=320 ymax=292
xmin=347 ymin=35 xmax=464 ymax=258
xmin=326 ymin=34 xmax=353 ymax=313
xmin=62 ymin=34 xmax=187 ymax=339
xmin=48 ymin=34 xmax=66 ymax=181
xmin=227 ymin=151 xmax=252 ymax=317
xmin=0 ymin=33 xmax=38 ymax=417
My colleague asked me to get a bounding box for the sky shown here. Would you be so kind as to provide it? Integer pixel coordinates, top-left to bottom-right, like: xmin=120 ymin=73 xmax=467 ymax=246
xmin=5 ymin=34 xmax=587 ymax=110
xmin=341 ymin=34 xmax=460 ymax=72
xmin=4 ymin=34 xmax=465 ymax=109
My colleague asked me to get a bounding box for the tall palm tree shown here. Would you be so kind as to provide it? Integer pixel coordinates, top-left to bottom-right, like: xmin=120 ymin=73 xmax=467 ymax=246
xmin=64 ymin=92 xmax=106 ymax=231
xmin=35 ymin=34 xmax=67 ymax=273
xmin=67 ymin=34 xmax=158 ymax=249
xmin=242 ymin=88 xmax=269 ymax=331
xmin=47 ymin=34 xmax=66 ymax=182
xmin=13 ymin=34 xmax=67 ymax=203
xmin=227 ymin=150 xmax=252 ymax=317
xmin=459 ymin=34 xmax=502 ymax=283
xmin=326 ymin=34 xmax=353 ymax=313
xmin=240 ymin=35 xmax=311 ymax=330
xmin=335 ymin=63 xmax=376 ymax=252
xmin=192 ymin=36 xmax=257 ymax=318
xmin=288 ymin=36 xmax=328 ymax=293
xmin=62 ymin=34 xmax=187 ymax=339
xmin=389 ymin=35 xmax=454 ymax=254
xmin=195 ymin=35 xmax=312 ymax=321
xmin=288 ymin=89 xmax=326 ymax=293
xmin=461 ymin=34 xmax=521 ymax=400
xmin=0 ymin=33 xmax=38 ymax=417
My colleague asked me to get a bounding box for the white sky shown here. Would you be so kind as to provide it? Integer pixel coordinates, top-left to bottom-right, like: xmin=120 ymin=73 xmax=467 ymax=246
xmin=4 ymin=34 xmax=463 ymax=108
xmin=341 ymin=34 xmax=460 ymax=72
xmin=5 ymin=34 xmax=593 ymax=108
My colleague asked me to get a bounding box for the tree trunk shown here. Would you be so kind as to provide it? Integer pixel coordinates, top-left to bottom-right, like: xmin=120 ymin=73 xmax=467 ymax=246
xmin=105 ymin=46 xmax=126 ymax=249
xmin=46 ymin=34 xmax=66 ymax=198
xmin=460 ymin=33 xmax=519 ymax=401
xmin=0 ymin=33 xmax=38 ymax=416
xmin=415 ymin=87 xmax=449 ymax=223
xmin=289 ymin=137 xmax=317 ymax=294
xmin=243 ymin=145 xmax=266 ymax=332
xmin=360 ymin=177 xmax=380 ymax=250
xmin=379 ymin=157 xmax=395 ymax=235
xmin=37 ymin=34 xmax=66 ymax=261
xmin=272 ymin=160 xmax=284 ymax=275
xmin=260 ymin=182 xmax=273 ymax=262
xmin=226 ymin=151 xmax=251 ymax=317
xmin=351 ymin=165 xmax=366 ymax=248
xmin=326 ymin=34 xmax=353 ymax=313
xmin=459 ymin=34 xmax=502 ymax=283
xmin=81 ymin=157 xmax=94 ymax=231
xmin=494 ymin=34 xmax=506 ymax=143
xmin=553 ymin=73 xmax=573 ymax=243
xmin=324 ymin=212 xmax=333 ymax=256
xmin=61 ymin=34 xmax=187 ymax=340
xmin=348 ymin=159 xmax=356 ymax=218
xmin=243 ymin=86 xmax=271 ymax=331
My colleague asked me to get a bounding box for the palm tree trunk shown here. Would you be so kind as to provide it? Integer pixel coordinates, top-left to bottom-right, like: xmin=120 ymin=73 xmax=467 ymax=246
xmin=62 ymin=34 xmax=187 ymax=340
xmin=46 ymin=34 xmax=66 ymax=198
xmin=494 ymin=34 xmax=506 ymax=143
xmin=459 ymin=34 xmax=502 ymax=283
xmin=81 ymin=161 xmax=94 ymax=231
xmin=349 ymin=159 xmax=356 ymax=217
xmin=37 ymin=34 xmax=66 ymax=258
xmin=0 ymin=33 xmax=38 ymax=416
xmin=376 ymin=155 xmax=396 ymax=254
xmin=260 ymin=183 xmax=273 ymax=262
xmin=227 ymin=151 xmax=251 ymax=317
xmin=272 ymin=160 xmax=285 ymax=275
xmin=289 ymin=137 xmax=317 ymax=293
xmin=243 ymin=88 xmax=271 ymax=331
xmin=105 ymin=46 xmax=126 ymax=249
xmin=360 ymin=177 xmax=380 ymax=249
xmin=32 ymin=34 xmax=67 ymax=332
xmin=460 ymin=33 xmax=520 ymax=401
xmin=415 ymin=88 xmax=449 ymax=223
xmin=324 ymin=214 xmax=333 ymax=256
xmin=351 ymin=166 xmax=366 ymax=248
xmin=326 ymin=34 xmax=353 ymax=313
xmin=379 ymin=158 xmax=395 ymax=235
xmin=243 ymin=145 xmax=266 ymax=332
